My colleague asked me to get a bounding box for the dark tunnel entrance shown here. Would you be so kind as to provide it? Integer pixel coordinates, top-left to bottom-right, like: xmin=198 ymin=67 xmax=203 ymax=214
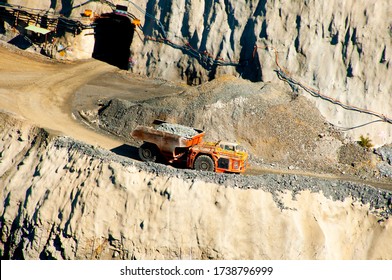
xmin=92 ymin=13 xmax=134 ymax=70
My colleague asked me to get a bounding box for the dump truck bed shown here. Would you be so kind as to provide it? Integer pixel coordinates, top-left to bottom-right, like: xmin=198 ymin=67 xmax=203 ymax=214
xmin=131 ymin=120 xmax=205 ymax=156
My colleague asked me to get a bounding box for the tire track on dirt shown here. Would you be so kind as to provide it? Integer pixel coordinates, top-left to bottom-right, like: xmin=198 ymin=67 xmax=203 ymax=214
xmin=0 ymin=46 xmax=122 ymax=149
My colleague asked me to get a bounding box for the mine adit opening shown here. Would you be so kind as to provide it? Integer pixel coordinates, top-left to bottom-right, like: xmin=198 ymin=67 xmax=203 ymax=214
xmin=92 ymin=13 xmax=135 ymax=70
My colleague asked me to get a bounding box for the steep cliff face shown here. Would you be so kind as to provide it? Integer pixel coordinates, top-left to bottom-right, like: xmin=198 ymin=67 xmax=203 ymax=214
xmin=1 ymin=114 xmax=392 ymax=260
xmin=3 ymin=0 xmax=392 ymax=144
xmin=129 ymin=0 xmax=392 ymax=145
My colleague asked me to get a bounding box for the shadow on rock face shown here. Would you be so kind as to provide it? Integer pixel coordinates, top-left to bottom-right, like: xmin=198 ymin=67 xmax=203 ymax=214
xmin=8 ymin=35 xmax=33 ymax=50
xmin=236 ymin=18 xmax=262 ymax=82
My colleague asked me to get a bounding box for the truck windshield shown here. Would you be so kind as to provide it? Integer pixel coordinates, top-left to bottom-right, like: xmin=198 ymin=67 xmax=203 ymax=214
xmin=236 ymin=145 xmax=246 ymax=152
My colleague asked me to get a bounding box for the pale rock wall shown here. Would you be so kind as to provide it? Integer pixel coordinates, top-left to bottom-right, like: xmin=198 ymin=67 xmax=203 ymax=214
xmin=129 ymin=0 xmax=392 ymax=145
xmin=4 ymin=0 xmax=392 ymax=145
xmin=1 ymin=114 xmax=391 ymax=260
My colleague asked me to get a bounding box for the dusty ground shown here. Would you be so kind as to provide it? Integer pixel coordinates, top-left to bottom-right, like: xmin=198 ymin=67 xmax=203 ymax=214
xmin=0 ymin=42 xmax=121 ymax=149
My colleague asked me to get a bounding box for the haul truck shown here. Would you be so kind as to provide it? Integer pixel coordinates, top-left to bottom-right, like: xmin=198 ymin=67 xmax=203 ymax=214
xmin=131 ymin=119 xmax=248 ymax=173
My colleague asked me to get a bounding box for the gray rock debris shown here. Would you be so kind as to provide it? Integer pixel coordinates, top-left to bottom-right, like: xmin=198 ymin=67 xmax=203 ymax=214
xmin=156 ymin=123 xmax=199 ymax=138
xmin=375 ymin=145 xmax=392 ymax=178
xmin=377 ymin=162 xmax=392 ymax=178
xmin=375 ymin=145 xmax=392 ymax=165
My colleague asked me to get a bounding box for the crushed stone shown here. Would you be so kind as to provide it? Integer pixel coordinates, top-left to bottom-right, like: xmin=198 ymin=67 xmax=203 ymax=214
xmin=375 ymin=145 xmax=392 ymax=165
xmin=155 ymin=123 xmax=200 ymax=138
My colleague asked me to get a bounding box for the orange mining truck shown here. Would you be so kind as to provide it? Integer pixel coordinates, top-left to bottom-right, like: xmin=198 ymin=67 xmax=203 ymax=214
xmin=131 ymin=119 xmax=248 ymax=173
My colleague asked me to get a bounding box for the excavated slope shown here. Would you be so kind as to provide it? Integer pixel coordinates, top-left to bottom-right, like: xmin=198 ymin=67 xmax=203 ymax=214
xmin=1 ymin=114 xmax=392 ymax=260
xmin=4 ymin=0 xmax=391 ymax=145
xmin=130 ymin=0 xmax=392 ymax=146
xmin=93 ymin=77 xmax=344 ymax=173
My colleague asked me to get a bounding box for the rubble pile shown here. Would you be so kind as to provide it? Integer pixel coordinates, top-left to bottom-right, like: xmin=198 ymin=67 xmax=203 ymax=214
xmin=156 ymin=123 xmax=199 ymax=138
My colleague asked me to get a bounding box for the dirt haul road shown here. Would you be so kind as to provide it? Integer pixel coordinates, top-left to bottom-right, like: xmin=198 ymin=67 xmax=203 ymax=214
xmin=0 ymin=45 xmax=122 ymax=149
xmin=0 ymin=45 xmax=391 ymax=191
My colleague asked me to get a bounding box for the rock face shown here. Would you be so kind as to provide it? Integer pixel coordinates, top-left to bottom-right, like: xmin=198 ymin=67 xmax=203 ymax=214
xmin=128 ymin=0 xmax=392 ymax=146
xmin=3 ymin=0 xmax=392 ymax=144
xmin=1 ymin=114 xmax=392 ymax=260
xmin=1 ymin=1 xmax=392 ymax=260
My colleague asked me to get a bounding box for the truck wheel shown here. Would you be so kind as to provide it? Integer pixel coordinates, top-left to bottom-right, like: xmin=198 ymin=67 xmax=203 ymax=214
xmin=139 ymin=143 xmax=157 ymax=162
xmin=194 ymin=155 xmax=214 ymax=172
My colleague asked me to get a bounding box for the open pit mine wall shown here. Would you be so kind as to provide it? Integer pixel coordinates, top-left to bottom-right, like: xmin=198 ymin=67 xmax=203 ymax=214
xmin=1 ymin=115 xmax=392 ymax=260
xmin=144 ymin=0 xmax=392 ymax=147
xmin=133 ymin=0 xmax=392 ymax=145
xmin=5 ymin=0 xmax=391 ymax=145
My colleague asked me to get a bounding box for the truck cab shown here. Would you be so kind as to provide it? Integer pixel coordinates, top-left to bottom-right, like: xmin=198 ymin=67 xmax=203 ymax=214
xmin=188 ymin=141 xmax=248 ymax=174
